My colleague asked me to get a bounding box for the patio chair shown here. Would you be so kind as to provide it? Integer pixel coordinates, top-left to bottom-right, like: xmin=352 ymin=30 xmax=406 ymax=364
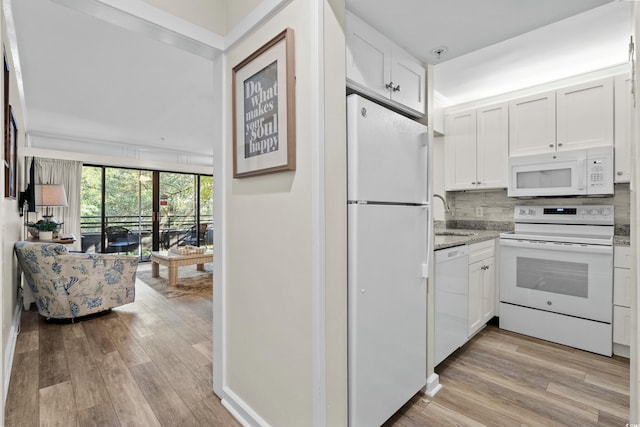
xmin=105 ymin=226 xmax=139 ymax=253
xmin=178 ymin=223 xmax=208 ymax=247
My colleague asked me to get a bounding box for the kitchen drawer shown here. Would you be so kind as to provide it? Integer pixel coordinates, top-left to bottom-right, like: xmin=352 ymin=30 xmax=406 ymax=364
xmin=469 ymin=239 xmax=495 ymax=264
xmin=614 ymin=267 xmax=632 ymax=307
xmin=613 ymin=305 xmax=631 ymax=346
xmin=614 ymin=246 xmax=631 ymax=269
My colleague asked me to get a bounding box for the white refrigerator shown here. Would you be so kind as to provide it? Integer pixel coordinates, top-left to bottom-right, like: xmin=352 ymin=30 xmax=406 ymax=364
xmin=347 ymin=94 xmax=430 ymax=427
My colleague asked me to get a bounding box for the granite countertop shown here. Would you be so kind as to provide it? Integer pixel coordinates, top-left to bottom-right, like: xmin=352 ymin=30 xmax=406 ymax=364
xmin=433 ymin=219 xmax=630 ymax=250
xmin=434 ymin=229 xmax=502 ymax=250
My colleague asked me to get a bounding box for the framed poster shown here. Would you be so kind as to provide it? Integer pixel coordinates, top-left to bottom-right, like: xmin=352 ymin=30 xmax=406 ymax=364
xmin=4 ymin=105 xmax=16 ymax=199
xmin=232 ymin=28 xmax=295 ymax=178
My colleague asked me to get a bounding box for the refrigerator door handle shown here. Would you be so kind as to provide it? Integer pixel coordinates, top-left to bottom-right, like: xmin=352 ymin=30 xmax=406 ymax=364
xmin=424 ymin=205 xmax=431 ymax=280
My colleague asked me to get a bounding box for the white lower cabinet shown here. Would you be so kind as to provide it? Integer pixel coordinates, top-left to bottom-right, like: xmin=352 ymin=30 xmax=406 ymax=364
xmin=468 ymin=240 xmax=496 ymax=337
xmin=613 ymin=306 xmax=630 ymax=347
xmin=613 ymin=246 xmax=631 ymax=356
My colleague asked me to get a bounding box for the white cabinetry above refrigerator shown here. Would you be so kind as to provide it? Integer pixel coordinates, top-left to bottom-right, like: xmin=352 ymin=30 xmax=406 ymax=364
xmin=346 ymin=10 xmax=426 ymax=117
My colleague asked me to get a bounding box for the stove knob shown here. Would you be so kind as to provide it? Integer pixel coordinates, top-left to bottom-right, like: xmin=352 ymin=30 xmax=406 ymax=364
xmin=527 ymin=209 xmax=535 ymax=216
xmin=579 ymin=209 xmax=587 ymax=215
xmin=602 ymin=208 xmax=611 ymax=215
xmin=518 ymin=209 xmax=527 ymax=215
xmin=589 ymin=208 xmax=599 ymax=215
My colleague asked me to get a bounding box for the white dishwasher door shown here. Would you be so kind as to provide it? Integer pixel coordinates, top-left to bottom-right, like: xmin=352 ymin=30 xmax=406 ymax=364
xmin=434 ymin=245 xmax=469 ymax=366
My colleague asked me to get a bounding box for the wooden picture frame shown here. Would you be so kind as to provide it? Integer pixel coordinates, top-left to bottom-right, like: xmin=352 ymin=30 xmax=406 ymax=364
xmin=4 ymin=106 xmax=16 ymax=199
xmin=232 ymin=28 xmax=295 ymax=178
xmin=3 ymin=50 xmax=12 ymax=199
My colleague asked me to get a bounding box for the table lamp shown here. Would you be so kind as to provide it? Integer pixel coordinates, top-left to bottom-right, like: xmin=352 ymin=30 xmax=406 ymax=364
xmin=35 ymin=184 xmax=68 ymax=220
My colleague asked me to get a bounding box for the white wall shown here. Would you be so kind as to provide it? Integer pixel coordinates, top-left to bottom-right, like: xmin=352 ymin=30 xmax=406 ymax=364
xmin=221 ymin=1 xmax=348 ymax=425
xmin=323 ymin=0 xmax=347 ymax=424
xmin=1 ymin=5 xmax=27 ymax=419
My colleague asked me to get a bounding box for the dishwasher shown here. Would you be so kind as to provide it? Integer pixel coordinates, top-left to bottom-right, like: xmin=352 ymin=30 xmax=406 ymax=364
xmin=434 ymin=245 xmax=469 ymax=366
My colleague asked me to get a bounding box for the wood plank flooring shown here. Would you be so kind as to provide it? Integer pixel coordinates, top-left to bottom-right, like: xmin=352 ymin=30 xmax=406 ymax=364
xmin=385 ymin=325 xmax=630 ymax=427
xmin=4 ymin=263 xmax=240 ymax=427
xmin=5 ymin=268 xmax=630 ymax=426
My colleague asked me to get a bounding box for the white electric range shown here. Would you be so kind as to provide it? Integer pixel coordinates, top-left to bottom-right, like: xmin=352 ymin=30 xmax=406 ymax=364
xmin=499 ymin=205 xmax=614 ymax=356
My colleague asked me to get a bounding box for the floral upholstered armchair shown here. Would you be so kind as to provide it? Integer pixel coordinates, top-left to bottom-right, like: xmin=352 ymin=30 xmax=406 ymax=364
xmin=14 ymin=241 xmax=139 ymax=320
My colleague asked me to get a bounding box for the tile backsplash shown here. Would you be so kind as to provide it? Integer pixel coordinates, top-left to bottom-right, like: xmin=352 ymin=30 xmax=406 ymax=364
xmin=445 ymin=183 xmax=630 ymax=235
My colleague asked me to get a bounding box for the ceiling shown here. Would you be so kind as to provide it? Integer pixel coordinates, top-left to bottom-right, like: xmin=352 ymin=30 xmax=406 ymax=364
xmin=7 ymin=0 xmax=634 ymax=158
xmin=9 ymin=0 xmax=216 ymax=157
xmin=347 ymin=0 xmax=631 ymax=105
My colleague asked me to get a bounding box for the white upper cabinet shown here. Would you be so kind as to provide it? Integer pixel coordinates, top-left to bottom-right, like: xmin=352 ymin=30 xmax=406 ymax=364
xmin=346 ymin=11 xmax=426 ymax=117
xmin=445 ymin=110 xmax=477 ymax=190
xmin=389 ymin=49 xmax=426 ymax=114
xmin=345 ymin=11 xmax=391 ymax=101
xmin=556 ymin=77 xmax=614 ymax=151
xmin=509 ymin=78 xmax=614 ymax=157
xmin=445 ymin=102 xmax=508 ymax=191
xmin=614 ymin=74 xmax=632 ymax=183
xmin=509 ymin=91 xmax=556 ymax=156
xmin=476 ymin=103 xmax=509 ymax=189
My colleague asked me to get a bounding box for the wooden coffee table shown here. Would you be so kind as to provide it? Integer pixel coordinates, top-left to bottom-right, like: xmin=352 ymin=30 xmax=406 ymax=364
xmin=150 ymin=250 xmax=213 ymax=286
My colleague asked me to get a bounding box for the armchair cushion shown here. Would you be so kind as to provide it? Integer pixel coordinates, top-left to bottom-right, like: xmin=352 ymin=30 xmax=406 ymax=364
xmin=14 ymin=241 xmax=138 ymax=319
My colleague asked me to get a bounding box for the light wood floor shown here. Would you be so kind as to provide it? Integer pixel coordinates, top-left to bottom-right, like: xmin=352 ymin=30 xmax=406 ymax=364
xmin=4 ymin=266 xmax=240 ymax=427
xmin=5 ymin=275 xmax=630 ymax=427
xmin=386 ymin=324 xmax=630 ymax=427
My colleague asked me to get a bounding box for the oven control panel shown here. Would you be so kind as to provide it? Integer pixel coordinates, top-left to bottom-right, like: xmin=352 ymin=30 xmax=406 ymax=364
xmin=513 ymin=205 xmax=614 ymax=225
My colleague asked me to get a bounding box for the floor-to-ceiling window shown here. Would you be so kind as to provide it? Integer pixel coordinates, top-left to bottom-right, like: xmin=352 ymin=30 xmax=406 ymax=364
xmin=80 ymin=165 xmax=212 ymax=259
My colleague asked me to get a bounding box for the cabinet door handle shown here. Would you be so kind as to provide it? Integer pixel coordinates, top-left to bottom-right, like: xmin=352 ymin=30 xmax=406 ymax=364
xmin=385 ymin=82 xmax=401 ymax=92
xmin=617 ymin=171 xmax=624 ymax=176
xmin=558 ymin=142 xmax=563 ymax=147
xmin=549 ymin=144 xmax=554 ymax=148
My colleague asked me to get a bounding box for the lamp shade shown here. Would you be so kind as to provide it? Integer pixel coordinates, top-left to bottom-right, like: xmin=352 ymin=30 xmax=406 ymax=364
xmin=35 ymin=184 xmax=68 ymax=207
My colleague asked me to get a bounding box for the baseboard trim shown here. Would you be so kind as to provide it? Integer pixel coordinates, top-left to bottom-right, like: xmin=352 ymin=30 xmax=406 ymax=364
xmin=423 ymin=373 xmax=442 ymax=397
xmin=222 ymin=386 xmax=271 ymax=427
xmin=613 ymin=343 xmax=630 ymax=358
xmin=4 ymin=301 xmax=22 ymax=407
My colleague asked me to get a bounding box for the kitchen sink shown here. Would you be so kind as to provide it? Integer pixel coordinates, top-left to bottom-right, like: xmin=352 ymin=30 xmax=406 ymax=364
xmin=435 ymin=231 xmax=477 ymax=237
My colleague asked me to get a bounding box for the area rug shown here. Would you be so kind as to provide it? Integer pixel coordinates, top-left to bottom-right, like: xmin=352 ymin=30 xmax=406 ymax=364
xmin=135 ymin=263 xmax=213 ymax=298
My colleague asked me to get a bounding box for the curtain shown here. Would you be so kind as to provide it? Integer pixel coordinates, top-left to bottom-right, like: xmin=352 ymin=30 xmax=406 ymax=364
xmin=34 ymin=158 xmax=83 ymax=251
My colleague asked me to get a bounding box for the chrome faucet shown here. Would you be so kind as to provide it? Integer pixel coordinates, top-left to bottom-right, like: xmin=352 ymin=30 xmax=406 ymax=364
xmin=433 ymin=194 xmax=451 ymax=212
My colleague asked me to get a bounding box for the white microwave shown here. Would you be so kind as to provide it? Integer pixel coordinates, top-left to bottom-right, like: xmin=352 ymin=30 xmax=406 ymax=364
xmin=508 ymin=146 xmax=613 ymax=197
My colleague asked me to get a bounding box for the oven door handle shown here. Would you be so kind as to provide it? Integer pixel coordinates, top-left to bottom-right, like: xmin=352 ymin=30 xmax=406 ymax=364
xmin=500 ymin=239 xmax=612 ymax=255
